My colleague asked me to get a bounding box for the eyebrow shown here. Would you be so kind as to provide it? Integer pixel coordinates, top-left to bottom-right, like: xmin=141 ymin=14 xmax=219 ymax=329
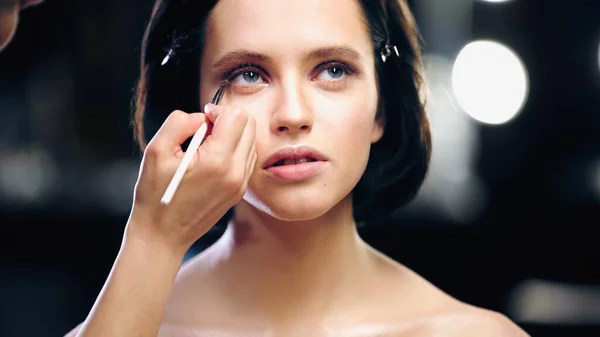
xmin=304 ymin=45 xmax=362 ymax=62
xmin=211 ymin=45 xmax=362 ymax=70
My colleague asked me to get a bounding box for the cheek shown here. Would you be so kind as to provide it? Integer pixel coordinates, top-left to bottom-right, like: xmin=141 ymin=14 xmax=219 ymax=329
xmin=324 ymin=94 xmax=378 ymax=153
xmin=215 ymin=83 xmax=378 ymax=165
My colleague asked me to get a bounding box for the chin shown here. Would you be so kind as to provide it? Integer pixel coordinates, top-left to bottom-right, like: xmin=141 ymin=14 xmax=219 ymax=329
xmin=241 ymin=186 xmax=345 ymax=222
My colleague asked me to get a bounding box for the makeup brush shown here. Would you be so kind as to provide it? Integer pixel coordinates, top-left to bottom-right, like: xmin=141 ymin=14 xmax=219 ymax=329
xmin=160 ymin=80 xmax=229 ymax=205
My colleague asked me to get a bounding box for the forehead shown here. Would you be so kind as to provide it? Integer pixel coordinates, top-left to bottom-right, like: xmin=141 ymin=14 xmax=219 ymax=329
xmin=207 ymin=0 xmax=373 ymax=58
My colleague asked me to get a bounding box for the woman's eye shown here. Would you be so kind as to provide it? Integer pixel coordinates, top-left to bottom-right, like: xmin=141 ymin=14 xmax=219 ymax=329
xmin=317 ymin=66 xmax=346 ymax=80
xmin=232 ymin=71 xmax=265 ymax=85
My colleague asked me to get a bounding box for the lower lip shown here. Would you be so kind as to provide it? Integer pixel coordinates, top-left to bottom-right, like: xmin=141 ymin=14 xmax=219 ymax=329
xmin=265 ymin=161 xmax=327 ymax=181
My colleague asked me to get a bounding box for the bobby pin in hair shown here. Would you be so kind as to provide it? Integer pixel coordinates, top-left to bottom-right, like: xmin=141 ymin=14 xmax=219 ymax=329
xmin=381 ymin=44 xmax=400 ymax=63
xmin=161 ymin=48 xmax=174 ymax=66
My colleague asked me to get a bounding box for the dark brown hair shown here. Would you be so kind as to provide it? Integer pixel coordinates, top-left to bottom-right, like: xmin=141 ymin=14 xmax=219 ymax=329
xmin=132 ymin=0 xmax=431 ymax=226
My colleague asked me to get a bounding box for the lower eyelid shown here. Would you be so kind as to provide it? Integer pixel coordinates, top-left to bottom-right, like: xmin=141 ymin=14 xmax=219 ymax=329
xmin=314 ymin=68 xmax=354 ymax=82
xmin=321 ymin=61 xmax=358 ymax=75
xmin=229 ymin=82 xmax=269 ymax=93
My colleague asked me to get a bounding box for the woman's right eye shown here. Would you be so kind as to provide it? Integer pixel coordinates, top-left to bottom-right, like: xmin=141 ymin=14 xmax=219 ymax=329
xmin=232 ymin=70 xmax=266 ymax=85
xmin=225 ymin=63 xmax=268 ymax=87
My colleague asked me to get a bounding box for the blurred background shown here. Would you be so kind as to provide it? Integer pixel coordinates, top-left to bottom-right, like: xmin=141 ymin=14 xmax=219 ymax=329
xmin=0 ymin=0 xmax=599 ymax=336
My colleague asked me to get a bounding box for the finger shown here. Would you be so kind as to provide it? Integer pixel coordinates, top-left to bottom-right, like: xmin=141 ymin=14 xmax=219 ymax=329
xmin=245 ymin=146 xmax=257 ymax=179
xmin=204 ymin=103 xmax=220 ymax=123
xmin=151 ymin=110 xmax=206 ymax=152
xmin=243 ymin=139 xmax=256 ymax=175
xmin=233 ymin=114 xmax=256 ymax=162
xmin=204 ymin=104 xmax=248 ymax=154
xmin=231 ymin=116 xmax=256 ymax=175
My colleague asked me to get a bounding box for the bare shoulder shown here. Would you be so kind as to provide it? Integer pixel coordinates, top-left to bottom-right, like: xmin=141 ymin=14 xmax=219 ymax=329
xmin=431 ymin=306 xmax=530 ymax=337
xmin=63 ymin=322 xmax=83 ymax=337
xmin=366 ymin=249 xmax=529 ymax=337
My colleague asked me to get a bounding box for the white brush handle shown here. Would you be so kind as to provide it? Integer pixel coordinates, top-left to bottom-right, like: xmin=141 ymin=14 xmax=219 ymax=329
xmin=160 ymin=122 xmax=208 ymax=205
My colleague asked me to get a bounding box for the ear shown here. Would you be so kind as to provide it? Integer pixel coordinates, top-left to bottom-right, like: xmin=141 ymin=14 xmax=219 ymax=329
xmin=371 ymin=116 xmax=385 ymax=144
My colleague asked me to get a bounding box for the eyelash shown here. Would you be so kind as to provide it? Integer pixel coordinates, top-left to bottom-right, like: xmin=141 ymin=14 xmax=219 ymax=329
xmin=221 ymin=60 xmax=357 ymax=83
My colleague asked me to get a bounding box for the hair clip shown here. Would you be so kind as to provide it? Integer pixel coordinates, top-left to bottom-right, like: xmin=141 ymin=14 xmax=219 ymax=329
xmin=161 ymin=48 xmax=174 ymax=66
xmin=381 ymin=44 xmax=400 ymax=63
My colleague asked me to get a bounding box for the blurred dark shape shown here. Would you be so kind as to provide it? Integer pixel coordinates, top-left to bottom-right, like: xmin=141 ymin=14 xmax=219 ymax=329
xmin=508 ymin=279 xmax=600 ymax=324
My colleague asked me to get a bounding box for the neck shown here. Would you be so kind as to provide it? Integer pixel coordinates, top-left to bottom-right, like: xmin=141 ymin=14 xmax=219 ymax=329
xmin=205 ymin=195 xmax=377 ymax=324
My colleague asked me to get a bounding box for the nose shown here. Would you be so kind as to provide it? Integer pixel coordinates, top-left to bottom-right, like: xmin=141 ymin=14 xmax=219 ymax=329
xmin=270 ymin=78 xmax=313 ymax=135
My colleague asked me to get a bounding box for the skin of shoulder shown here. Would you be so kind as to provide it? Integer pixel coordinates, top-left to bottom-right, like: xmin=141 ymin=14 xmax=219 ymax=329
xmin=64 ymin=250 xmax=529 ymax=337
xmin=365 ymin=250 xmax=529 ymax=337
xmin=429 ymin=307 xmax=530 ymax=337
xmin=64 ymin=288 xmax=530 ymax=337
xmin=63 ymin=322 xmax=83 ymax=337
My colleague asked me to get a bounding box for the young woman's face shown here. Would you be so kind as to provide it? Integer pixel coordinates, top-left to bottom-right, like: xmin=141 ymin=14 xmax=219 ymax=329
xmin=200 ymin=0 xmax=383 ymax=220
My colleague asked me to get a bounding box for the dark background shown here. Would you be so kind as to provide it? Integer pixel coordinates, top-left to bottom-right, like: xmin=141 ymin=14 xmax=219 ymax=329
xmin=0 ymin=0 xmax=599 ymax=336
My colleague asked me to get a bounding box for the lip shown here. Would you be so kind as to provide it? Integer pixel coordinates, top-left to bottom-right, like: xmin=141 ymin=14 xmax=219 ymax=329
xmin=262 ymin=145 xmax=329 ymax=169
xmin=262 ymin=145 xmax=329 ymax=182
xmin=265 ymin=161 xmax=327 ymax=181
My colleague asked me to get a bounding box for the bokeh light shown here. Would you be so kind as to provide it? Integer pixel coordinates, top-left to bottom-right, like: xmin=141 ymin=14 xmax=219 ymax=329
xmin=404 ymin=54 xmax=486 ymax=224
xmin=508 ymin=279 xmax=600 ymax=324
xmin=0 ymin=148 xmax=58 ymax=204
xmin=593 ymin=160 xmax=600 ymax=201
xmin=597 ymin=40 xmax=600 ymax=74
xmin=452 ymin=40 xmax=529 ymax=125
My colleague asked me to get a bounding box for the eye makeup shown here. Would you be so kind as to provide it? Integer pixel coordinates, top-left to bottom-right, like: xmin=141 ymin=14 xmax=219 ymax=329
xmin=220 ymin=63 xmax=268 ymax=82
xmin=314 ymin=60 xmax=357 ymax=77
xmin=219 ymin=59 xmax=359 ymax=90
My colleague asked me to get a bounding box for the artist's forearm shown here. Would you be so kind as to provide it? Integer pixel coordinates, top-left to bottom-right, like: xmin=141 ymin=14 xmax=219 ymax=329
xmin=76 ymin=232 xmax=185 ymax=337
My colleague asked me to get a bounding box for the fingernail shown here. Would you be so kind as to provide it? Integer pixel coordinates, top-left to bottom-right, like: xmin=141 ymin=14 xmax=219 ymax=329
xmin=204 ymin=104 xmax=221 ymax=123
xmin=204 ymin=103 xmax=216 ymax=114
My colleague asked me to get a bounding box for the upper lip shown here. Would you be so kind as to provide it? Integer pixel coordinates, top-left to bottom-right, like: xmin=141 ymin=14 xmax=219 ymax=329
xmin=263 ymin=145 xmax=329 ymax=169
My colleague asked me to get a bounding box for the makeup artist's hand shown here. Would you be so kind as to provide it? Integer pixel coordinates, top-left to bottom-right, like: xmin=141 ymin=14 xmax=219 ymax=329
xmin=127 ymin=105 xmax=257 ymax=255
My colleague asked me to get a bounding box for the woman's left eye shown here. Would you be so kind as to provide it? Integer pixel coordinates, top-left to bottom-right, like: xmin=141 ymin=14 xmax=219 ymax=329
xmin=317 ymin=66 xmax=346 ymax=80
xmin=232 ymin=70 xmax=265 ymax=85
